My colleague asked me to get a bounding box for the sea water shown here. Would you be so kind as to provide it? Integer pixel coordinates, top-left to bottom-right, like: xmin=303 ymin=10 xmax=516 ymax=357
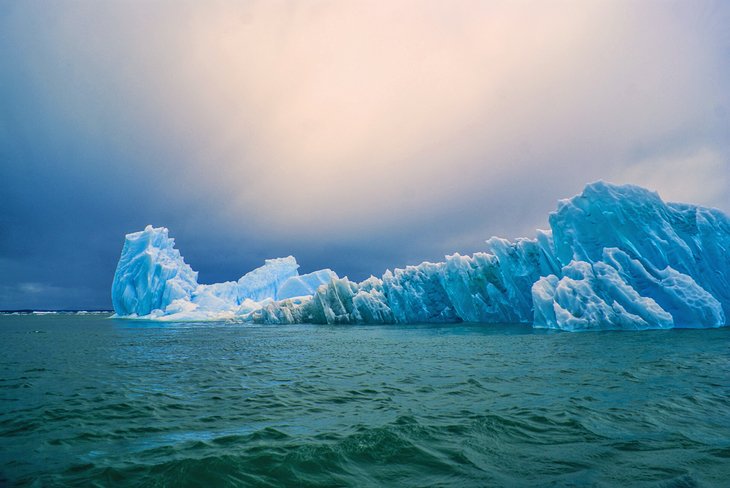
xmin=1 ymin=314 xmax=729 ymax=486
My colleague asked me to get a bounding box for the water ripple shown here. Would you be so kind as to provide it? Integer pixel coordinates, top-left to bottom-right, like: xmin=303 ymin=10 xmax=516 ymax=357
xmin=1 ymin=315 xmax=729 ymax=486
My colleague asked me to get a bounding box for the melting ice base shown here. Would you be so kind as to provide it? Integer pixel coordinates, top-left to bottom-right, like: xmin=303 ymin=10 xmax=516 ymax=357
xmin=111 ymin=182 xmax=730 ymax=331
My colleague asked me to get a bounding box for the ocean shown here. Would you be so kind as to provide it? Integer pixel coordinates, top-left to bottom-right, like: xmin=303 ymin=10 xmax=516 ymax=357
xmin=1 ymin=314 xmax=729 ymax=487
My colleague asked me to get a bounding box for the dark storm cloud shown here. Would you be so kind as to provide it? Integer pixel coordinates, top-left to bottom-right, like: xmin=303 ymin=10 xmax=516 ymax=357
xmin=1 ymin=1 xmax=729 ymax=309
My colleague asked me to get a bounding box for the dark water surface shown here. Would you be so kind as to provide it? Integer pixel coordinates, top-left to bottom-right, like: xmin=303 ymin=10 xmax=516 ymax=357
xmin=1 ymin=314 xmax=729 ymax=487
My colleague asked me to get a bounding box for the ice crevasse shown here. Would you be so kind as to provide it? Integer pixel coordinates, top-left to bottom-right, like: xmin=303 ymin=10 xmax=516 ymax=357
xmin=111 ymin=182 xmax=730 ymax=331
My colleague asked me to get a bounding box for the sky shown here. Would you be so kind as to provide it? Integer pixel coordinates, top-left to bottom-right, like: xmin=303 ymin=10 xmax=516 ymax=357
xmin=1 ymin=0 xmax=729 ymax=310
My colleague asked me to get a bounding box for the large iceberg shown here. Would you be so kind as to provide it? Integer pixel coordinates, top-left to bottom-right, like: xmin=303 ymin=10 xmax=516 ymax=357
xmin=111 ymin=182 xmax=729 ymax=330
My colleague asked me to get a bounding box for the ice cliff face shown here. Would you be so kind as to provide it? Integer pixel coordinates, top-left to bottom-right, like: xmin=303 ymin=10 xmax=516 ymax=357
xmin=533 ymin=183 xmax=728 ymax=330
xmin=111 ymin=226 xmax=198 ymax=317
xmin=111 ymin=182 xmax=729 ymax=330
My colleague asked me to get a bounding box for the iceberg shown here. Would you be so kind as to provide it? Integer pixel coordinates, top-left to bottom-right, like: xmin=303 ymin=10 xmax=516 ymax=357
xmin=110 ymin=226 xmax=340 ymax=321
xmin=111 ymin=182 xmax=729 ymax=330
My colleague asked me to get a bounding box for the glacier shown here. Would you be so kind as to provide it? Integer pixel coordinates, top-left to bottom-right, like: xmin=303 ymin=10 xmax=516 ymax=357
xmin=111 ymin=182 xmax=729 ymax=330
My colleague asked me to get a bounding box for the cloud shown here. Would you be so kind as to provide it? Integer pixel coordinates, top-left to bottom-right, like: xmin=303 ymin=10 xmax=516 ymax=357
xmin=614 ymin=147 xmax=729 ymax=208
xmin=18 ymin=283 xmax=45 ymax=294
xmin=157 ymin=0 xmax=729 ymax=234
xmin=0 ymin=281 xmax=103 ymax=310
xmin=1 ymin=0 xmax=728 ymax=308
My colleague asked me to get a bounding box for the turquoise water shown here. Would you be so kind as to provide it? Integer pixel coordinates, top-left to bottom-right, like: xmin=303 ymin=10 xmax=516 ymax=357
xmin=1 ymin=314 xmax=729 ymax=487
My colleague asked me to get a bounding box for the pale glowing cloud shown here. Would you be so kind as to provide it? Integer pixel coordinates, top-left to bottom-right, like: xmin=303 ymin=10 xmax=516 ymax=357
xmin=155 ymin=1 xmax=729 ymax=231
xmin=615 ymin=147 xmax=729 ymax=208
